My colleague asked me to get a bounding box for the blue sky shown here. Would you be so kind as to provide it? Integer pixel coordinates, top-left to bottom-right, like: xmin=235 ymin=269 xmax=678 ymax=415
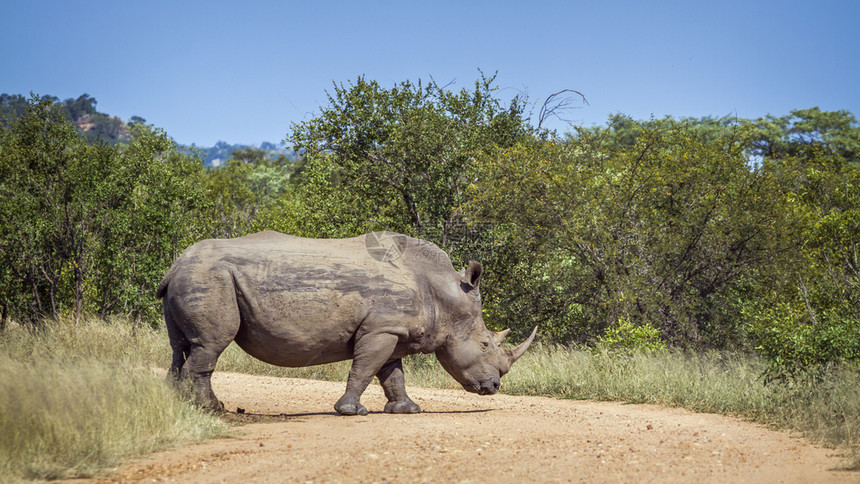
xmin=3 ymin=1 xmax=859 ymax=146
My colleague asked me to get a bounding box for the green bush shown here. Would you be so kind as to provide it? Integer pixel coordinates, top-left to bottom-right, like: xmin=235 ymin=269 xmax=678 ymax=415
xmin=595 ymin=318 xmax=666 ymax=355
xmin=745 ymin=298 xmax=860 ymax=384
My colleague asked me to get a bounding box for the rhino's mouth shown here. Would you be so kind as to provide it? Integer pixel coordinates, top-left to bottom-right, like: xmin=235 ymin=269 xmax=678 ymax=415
xmin=471 ymin=379 xmax=500 ymax=395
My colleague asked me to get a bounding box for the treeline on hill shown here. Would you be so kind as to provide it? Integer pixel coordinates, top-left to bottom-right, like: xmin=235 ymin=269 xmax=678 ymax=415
xmin=0 ymin=93 xmax=293 ymax=166
xmin=0 ymin=93 xmax=131 ymax=145
xmin=1 ymin=79 xmax=858 ymax=382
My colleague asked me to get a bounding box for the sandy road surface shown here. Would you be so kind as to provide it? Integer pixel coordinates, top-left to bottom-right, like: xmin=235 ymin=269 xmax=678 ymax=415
xmin=74 ymin=372 xmax=855 ymax=483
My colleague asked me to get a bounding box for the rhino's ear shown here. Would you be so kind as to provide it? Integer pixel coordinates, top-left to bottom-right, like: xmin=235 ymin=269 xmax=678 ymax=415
xmin=461 ymin=260 xmax=483 ymax=290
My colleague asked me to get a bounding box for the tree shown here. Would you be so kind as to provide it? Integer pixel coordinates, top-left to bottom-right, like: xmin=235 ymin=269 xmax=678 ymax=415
xmin=64 ymin=94 xmax=97 ymax=121
xmin=744 ymin=142 xmax=860 ymax=380
xmin=287 ymin=72 xmax=531 ymax=248
xmin=0 ymin=96 xmax=208 ymax=324
xmin=748 ymin=108 xmax=860 ymax=167
xmin=738 ymin=109 xmax=860 ymax=378
xmin=200 ymin=148 xmax=292 ymax=239
xmin=88 ymin=125 xmax=209 ymax=321
xmin=470 ymin=120 xmax=793 ymax=347
xmin=0 ymin=96 xmax=93 ymax=321
xmin=0 ymin=94 xmax=30 ymax=128
xmin=230 ymin=146 xmax=268 ymax=165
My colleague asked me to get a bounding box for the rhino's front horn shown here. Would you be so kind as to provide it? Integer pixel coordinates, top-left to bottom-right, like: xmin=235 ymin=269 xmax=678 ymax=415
xmin=507 ymin=327 xmax=538 ymax=364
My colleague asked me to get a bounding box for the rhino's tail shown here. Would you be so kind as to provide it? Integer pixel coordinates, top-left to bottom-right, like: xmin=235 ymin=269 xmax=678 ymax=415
xmin=156 ymin=263 xmax=179 ymax=299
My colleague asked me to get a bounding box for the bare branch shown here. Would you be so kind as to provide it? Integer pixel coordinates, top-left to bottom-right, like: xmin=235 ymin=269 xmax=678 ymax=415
xmin=538 ymin=89 xmax=589 ymax=130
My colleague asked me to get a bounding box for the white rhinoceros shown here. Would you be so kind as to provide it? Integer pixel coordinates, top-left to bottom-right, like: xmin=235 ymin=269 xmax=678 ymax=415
xmin=157 ymin=230 xmax=536 ymax=415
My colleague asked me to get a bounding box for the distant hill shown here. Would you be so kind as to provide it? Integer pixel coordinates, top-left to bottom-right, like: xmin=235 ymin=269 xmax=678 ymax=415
xmin=0 ymin=93 xmax=293 ymax=167
xmin=1 ymin=93 xmax=130 ymax=145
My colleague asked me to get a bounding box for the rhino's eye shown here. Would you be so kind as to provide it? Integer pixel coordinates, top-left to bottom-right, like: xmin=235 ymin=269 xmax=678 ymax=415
xmin=481 ymin=340 xmax=490 ymax=351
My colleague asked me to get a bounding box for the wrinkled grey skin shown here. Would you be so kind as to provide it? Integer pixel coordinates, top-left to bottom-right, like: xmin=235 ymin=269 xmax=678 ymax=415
xmin=157 ymin=231 xmax=536 ymax=416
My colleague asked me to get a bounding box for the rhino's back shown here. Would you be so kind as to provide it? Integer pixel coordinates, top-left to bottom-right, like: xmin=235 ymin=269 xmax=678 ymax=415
xmin=196 ymin=230 xmax=370 ymax=262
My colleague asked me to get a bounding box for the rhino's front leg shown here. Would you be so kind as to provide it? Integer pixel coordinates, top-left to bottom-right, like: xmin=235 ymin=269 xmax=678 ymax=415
xmin=335 ymin=332 xmax=400 ymax=416
xmin=377 ymin=358 xmax=421 ymax=414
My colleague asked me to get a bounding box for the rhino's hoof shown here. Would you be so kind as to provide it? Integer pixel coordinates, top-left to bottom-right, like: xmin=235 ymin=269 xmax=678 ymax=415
xmin=206 ymin=399 xmax=225 ymax=413
xmin=335 ymin=399 xmax=368 ymax=416
xmin=195 ymin=397 xmax=224 ymax=413
xmin=384 ymin=400 xmax=421 ymax=414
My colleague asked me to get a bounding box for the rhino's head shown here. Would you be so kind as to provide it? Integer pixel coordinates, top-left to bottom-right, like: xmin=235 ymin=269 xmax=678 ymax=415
xmin=434 ymin=261 xmax=537 ymax=395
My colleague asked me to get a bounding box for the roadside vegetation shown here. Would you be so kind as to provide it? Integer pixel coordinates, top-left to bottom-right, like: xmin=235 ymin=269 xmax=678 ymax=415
xmin=1 ymin=75 xmax=859 ymax=477
xmin=504 ymin=345 xmax=860 ymax=469
xmin=0 ymin=318 xmax=228 ymax=482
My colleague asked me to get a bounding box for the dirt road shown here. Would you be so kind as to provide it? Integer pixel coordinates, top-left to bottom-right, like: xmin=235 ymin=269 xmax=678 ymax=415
xmin=81 ymin=372 xmax=854 ymax=483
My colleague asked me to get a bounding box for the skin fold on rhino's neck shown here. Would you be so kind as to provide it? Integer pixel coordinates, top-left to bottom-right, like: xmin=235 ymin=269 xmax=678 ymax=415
xmin=414 ymin=272 xmax=480 ymax=355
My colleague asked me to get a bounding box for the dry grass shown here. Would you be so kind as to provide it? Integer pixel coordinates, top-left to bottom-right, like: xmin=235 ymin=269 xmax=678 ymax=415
xmin=0 ymin=318 xmax=227 ymax=482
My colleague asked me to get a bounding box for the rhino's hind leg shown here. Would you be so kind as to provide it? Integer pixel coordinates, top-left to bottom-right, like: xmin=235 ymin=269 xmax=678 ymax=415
xmin=164 ymin=275 xmax=240 ymax=413
xmin=377 ymin=359 xmax=420 ymax=414
xmin=164 ymin=303 xmax=189 ymax=381
xmin=182 ymin=344 xmax=226 ymax=412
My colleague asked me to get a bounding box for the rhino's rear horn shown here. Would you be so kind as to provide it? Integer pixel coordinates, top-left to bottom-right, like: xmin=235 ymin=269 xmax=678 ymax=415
xmin=507 ymin=327 xmax=538 ymax=364
xmin=493 ymin=329 xmax=510 ymax=346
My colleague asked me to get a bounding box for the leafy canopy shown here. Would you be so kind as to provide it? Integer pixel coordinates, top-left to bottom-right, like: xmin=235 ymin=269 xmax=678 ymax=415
xmin=285 ymin=72 xmax=531 ymax=241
